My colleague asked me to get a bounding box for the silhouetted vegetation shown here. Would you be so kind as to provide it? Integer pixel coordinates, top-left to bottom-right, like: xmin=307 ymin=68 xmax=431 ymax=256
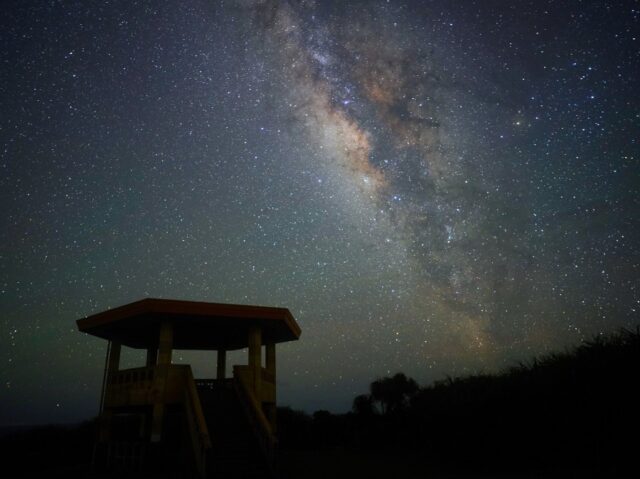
xmin=0 ymin=420 xmax=95 ymax=477
xmin=2 ymin=329 xmax=637 ymax=477
xmin=278 ymin=328 xmax=640 ymax=477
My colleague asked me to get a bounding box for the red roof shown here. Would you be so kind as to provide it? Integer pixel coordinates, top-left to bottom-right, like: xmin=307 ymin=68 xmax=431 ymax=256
xmin=76 ymin=298 xmax=301 ymax=350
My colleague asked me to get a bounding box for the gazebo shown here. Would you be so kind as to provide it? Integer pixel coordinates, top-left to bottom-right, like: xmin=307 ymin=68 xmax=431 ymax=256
xmin=77 ymin=298 xmax=301 ymax=478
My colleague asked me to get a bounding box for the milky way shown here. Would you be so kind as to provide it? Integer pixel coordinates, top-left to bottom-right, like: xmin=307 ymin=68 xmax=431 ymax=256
xmin=1 ymin=0 xmax=638 ymax=423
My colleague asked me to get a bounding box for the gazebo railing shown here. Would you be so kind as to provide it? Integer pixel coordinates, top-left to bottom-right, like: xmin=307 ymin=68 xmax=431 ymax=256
xmin=233 ymin=366 xmax=276 ymax=473
xmin=182 ymin=366 xmax=212 ymax=479
xmin=110 ymin=366 xmax=155 ymax=385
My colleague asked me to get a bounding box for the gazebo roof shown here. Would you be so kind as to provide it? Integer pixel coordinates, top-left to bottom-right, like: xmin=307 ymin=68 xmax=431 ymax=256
xmin=76 ymin=298 xmax=301 ymax=350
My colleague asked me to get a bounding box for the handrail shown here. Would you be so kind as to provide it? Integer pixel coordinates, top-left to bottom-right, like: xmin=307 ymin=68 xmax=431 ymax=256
xmin=182 ymin=365 xmax=212 ymax=479
xmin=109 ymin=366 xmax=155 ymax=385
xmin=233 ymin=366 xmax=276 ymax=473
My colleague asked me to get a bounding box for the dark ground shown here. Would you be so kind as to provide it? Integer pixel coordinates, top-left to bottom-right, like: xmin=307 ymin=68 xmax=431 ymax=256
xmin=2 ymin=329 xmax=638 ymax=478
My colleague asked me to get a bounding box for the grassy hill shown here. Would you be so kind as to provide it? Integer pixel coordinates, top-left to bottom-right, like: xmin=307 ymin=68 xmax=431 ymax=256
xmin=278 ymin=328 xmax=640 ymax=477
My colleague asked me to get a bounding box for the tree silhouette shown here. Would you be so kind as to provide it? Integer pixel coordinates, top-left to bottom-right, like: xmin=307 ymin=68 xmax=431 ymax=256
xmin=280 ymin=329 xmax=639 ymax=476
xmin=369 ymin=373 xmax=418 ymax=415
xmin=352 ymin=394 xmax=375 ymax=416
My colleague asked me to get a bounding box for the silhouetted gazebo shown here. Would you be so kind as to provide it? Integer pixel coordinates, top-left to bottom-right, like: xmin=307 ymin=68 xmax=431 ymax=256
xmin=77 ymin=298 xmax=301 ymax=478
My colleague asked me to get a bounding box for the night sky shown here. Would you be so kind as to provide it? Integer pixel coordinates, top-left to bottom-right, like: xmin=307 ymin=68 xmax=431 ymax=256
xmin=1 ymin=0 xmax=638 ymax=426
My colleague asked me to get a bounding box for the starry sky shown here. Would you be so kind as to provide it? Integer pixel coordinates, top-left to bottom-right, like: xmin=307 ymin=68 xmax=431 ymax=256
xmin=1 ymin=0 xmax=638 ymax=426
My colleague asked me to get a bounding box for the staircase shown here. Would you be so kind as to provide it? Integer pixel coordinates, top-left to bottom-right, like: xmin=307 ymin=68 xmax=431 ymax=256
xmin=197 ymin=380 xmax=270 ymax=479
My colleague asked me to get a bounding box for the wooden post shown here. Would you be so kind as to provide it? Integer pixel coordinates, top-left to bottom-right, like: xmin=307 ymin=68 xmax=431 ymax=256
xmin=265 ymin=343 xmax=276 ymax=381
xmin=99 ymin=340 xmax=121 ymax=442
xmin=265 ymin=343 xmax=277 ymax=432
xmin=217 ymin=349 xmax=226 ymax=380
xmin=151 ymin=320 xmax=173 ymax=442
xmin=248 ymin=326 xmax=262 ymax=400
xmin=107 ymin=341 xmax=121 ymax=381
xmin=157 ymin=321 xmax=173 ymax=366
xmin=146 ymin=347 xmax=157 ymax=368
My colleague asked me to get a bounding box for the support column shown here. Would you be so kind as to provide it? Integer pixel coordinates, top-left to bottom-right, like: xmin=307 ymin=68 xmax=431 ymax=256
xmin=151 ymin=320 xmax=173 ymax=442
xmin=99 ymin=340 xmax=121 ymax=442
xmin=145 ymin=347 xmax=157 ymax=368
xmin=248 ymin=326 xmax=262 ymax=400
xmin=265 ymin=342 xmax=277 ymax=432
xmin=217 ymin=349 xmax=226 ymax=380
xmin=157 ymin=321 xmax=173 ymax=366
xmin=265 ymin=343 xmax=276 ymax=380
xmin=107 ymin=341 xmax=121 ymax=380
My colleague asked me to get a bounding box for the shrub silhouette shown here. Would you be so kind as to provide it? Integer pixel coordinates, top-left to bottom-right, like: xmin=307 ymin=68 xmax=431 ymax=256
xmin=279 ymin=328 xmax=640 ymax=476
xmin=369 ymin=373 xmax=418 ymax=415
xmin=352 ymin=394 xmax=375 ymax=417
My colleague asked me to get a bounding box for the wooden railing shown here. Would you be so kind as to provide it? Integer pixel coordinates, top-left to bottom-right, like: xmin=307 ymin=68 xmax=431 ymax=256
xmin=104 ymin=367 xmax=157 ymax=408
xmin=110 ymin=366 xmax=155 ymax=385
xmin=233 ymin=366 xmax=276 ymax=474
xmin=194 ymin=378 xmax=217 ymax=389
xmin=107 ymin=366 xmax=211 ymax=477
xmin=181 ymin=365 xmax=212 ymax=479
xmin=194 ymin=378 xmax=235 ymax=390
